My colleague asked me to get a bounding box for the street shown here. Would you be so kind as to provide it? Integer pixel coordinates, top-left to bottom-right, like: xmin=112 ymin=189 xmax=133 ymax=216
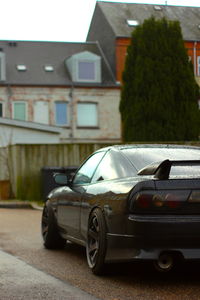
xmin=1 ymin=208 xmax=200 ymax=300
xmin=0 ymin=250 xmax=99 ymax=300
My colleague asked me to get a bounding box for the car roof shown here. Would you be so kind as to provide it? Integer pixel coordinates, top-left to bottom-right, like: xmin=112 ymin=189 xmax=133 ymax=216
xmin=96 ymin=144 xmax=200 ymax=153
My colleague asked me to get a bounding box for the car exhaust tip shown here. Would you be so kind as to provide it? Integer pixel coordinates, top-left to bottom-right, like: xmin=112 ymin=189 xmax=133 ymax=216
xmin=154 ymin=252 xmax=174 ymax=272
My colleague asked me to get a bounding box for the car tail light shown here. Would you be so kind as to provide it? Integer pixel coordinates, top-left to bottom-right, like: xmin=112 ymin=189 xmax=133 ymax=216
xmin=136 ymin=193 xmax=152 ymax=208
xmin=131 ymin=190 xmax=190 ymax=213
xmin=188 ymin=191 xmax=200 ymax=203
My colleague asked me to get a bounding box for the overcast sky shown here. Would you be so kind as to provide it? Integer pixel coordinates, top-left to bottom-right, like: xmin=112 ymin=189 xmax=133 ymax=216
xmin=1 ymin=0 xmax=199 ymax=42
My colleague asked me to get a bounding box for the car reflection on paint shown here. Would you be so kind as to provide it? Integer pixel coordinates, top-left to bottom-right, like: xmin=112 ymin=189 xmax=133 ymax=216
xmin=41 ymin=144 xmax=200 ymax=274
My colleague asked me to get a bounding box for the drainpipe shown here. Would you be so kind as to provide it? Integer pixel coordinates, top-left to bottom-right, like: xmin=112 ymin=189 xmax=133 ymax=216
xmin=6 ymin=84 xmax=12 ymax=119
xmin=193 ymin=41 xmax=197 ymax=76
xmin=69 ymin=85 xmax=75 ymax=142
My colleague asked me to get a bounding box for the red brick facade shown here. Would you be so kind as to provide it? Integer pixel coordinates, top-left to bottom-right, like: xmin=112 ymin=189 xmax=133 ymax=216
xmin=116 ymin=38 xmax=200 ymax=83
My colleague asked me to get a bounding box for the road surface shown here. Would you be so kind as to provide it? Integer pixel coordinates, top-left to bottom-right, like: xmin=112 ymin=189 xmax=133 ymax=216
xmin=0 ymin=208 xmax=200 ymax=300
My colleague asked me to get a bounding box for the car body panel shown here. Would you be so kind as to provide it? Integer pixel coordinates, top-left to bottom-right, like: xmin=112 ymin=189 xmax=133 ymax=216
xmin=45 ymin=144 xmax=200 ymax=266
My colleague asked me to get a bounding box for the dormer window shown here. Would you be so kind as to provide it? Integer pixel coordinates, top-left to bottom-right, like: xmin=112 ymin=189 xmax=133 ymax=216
xmin=78 ymin=61 xmax=95 ymax=81
xmin=65 ymin=51 xmax=101 ymax=83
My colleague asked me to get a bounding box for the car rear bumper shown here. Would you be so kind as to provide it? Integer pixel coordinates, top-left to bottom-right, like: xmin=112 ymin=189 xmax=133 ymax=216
xmin=105 ymin=214 xmax=200 ymax=262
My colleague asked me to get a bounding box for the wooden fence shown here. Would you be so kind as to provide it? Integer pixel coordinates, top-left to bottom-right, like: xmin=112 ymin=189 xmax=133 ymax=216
xmin=6 ymin=143 xmax=111 ymax=200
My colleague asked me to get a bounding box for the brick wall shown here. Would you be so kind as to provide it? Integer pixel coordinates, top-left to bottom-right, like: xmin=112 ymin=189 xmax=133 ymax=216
xmin=0 ymin=86 xmax=121 ymax=143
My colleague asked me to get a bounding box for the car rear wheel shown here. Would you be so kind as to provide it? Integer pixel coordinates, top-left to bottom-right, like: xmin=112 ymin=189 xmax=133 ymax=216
xmin=41 ymin=204 xmax=66 ymax=249
xmin=86 ymin=208 xmax=107 ymax=275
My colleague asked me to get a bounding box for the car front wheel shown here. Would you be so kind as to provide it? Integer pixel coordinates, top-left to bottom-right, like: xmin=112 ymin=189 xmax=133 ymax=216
xmin=86 ymin=208 xmax=107 ymax=275
xmin=41 ymin=204 xmax=66 ymax=249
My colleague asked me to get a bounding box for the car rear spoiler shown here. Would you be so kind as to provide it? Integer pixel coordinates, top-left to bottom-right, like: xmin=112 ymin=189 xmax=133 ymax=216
xmin=137 ymin=160 xmax=200 ymax=180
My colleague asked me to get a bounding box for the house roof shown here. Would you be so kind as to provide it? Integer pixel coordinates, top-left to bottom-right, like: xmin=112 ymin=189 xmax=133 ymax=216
xmin=0 ymin=40 xmax=116 ymax=87
xmin=96 ymin=1 xmax=200 ymax=41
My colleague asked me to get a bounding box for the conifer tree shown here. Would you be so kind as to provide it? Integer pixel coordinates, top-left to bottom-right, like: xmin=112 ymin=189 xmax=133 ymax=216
xmin=120 ymin=17 xmax=200 ymax=142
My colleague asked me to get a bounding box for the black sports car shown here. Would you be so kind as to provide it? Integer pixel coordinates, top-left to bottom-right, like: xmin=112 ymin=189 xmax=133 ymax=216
xmin=41 ymin=144 xmax=200 ymax=274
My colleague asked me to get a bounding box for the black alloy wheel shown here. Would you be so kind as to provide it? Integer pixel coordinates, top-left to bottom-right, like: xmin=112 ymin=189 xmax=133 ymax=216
xmin=86 ymin=208 xmax=107 ymax=275
xmin=41 ymin=204 xmax=66 ymax=249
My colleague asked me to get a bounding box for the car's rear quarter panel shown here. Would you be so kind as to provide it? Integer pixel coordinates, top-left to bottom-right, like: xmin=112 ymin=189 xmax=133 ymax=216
xmin=80 ymin=177 xmax=141 ymax=240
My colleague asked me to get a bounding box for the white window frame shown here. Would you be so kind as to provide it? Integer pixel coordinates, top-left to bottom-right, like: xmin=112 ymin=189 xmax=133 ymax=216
xmin=55 ymin=101 xmax=69 ymax=126
xmin=197 ymin=56 xmax=200 ymax=77
xmin=12 ymin=101 xmax=27 ymax=121
xmin=77 ymin=102 xmax=98 ymax=127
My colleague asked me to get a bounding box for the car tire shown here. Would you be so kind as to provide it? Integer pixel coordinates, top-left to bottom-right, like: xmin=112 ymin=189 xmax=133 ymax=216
xmin=86 ymin=208 xmax=107 ymax=275
xmin=41 ymin=204 xmax=66 ymax=249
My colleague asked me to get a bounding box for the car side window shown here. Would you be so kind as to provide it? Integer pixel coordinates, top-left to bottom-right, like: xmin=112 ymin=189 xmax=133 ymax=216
xmin=73 ymin=151 xmax=105 ymax=185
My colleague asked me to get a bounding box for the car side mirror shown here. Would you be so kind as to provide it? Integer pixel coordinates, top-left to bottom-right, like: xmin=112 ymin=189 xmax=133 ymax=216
xmin=54 ymin=173 xmax=68 ymax=185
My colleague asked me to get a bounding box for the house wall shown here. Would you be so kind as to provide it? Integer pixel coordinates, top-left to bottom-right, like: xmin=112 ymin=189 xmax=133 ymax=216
xmin=116 ymin=38 xmax=130 ymax=83
xmin=0 ymin=86 xmax=121 ymax=143
xmin=115 ymin=38 xmax=200 ymax=84
xmin=0 ymin=125 xmax=60 ymax=146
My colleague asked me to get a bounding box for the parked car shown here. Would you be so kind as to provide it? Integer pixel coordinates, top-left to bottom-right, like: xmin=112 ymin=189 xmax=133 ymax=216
xmin=41 ymin=144 xmax=200 ymax=274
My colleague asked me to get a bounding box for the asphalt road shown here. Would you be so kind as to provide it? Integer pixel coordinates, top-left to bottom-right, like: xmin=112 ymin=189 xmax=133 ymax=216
xmin=0 ymin=250 xmax=99 ymax=300
xmin=1 ymin=208 xmax=200 ymax=300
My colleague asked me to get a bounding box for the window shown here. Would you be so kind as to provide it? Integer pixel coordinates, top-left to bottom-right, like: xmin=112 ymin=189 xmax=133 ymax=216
xmin=127 ymin=19 xmax=139 ymax=27
xmin=197 ymin=56 xmax=200 ymax=76
xmin=77 ymin=103 xmax=98 ymax=127
xmin=13 ymin=102 xmax=26 ymax=121
xmin=34 ymin=101 xmax=49 ymax=124
xmin=65 ymin=51 xmax=101 ymax=83
xmin=154 ymin=5 xmax=162 ymax=10
xmin=44 ymin=65 xmax=54 ymax=72
xmin=0 ymin=102 xmax=3 ymax=117
xmin=16 ymin=64 xmax=27 ymax=71
xmin=55 ymin=102 xmax=68 ymax=126
xmin=78 ymin=61 xmax=95 ymax=81
xmin=73 ymin=151 xmax=105 ymax=185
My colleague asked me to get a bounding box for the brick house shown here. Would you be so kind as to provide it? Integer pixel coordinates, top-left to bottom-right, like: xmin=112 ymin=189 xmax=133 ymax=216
xmin=0 ymin=41 xmax=121 ymax=145
xmin=87 ymin=2 xmax=200 ymax=86
xmin=1 ymin=2 xmax=200 ymax=146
